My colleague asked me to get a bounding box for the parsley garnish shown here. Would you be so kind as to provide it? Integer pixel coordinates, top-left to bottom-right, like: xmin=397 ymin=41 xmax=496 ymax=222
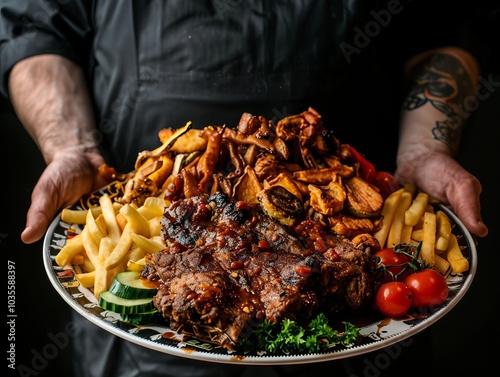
xmin=244 ymin=313 xmax=360 ymax=354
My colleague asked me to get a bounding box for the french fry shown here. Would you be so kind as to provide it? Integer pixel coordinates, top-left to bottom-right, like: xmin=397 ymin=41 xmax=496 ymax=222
xmin=434 ymin=254 xmax=451 ymax=275
xmin=149 ymin=216 xmax=163 ymax=237
xmin=82 ymin=227 xmax=99 ymax=267
xmin=151 ymin=235 xmax=165 ymax=244
xmin=403 ymin=182 xmax=417 ymax=197
xmin=405 ymin=192 xmax=429 ymax=226
xmin=434 ymin=237 xmax=449 ymax=254
xmin=115 ymin=212 xmax=128 ymax=231
xmin=94 ymin=236 xmax=113 ymax=299
xmin=60 ymin=202 xmax=122 ymax=224
xmin=386 ymin=191 xmax=413 ymax=247
xmin=71 ymin=254 xmax=85 ymax=266
xmin=420 ymin=211 xmax=436 ymax=265
xmin=137 ymin=196 xmax=167 ymax=220
xmin=86 ymin=210 xmax=106 ymax=245
xmin=137 ymin=205 xmax=164 ymax=220
xmin=411 ymin=228 xmax=423 ymax=242
xmin=55 ymin=232 xmax=84 ymax=267
xmin=80 ymin=254 xmax=95 ymax=272
xmin=127 ymin=260 xmax=146 ymax=273
xmin=413 ymin=216 xmax=424 ymax=231
xmin=95 ymin=214 xmax=108 ymax=236
xmin=99 ymin=193 xmax=122 ymax=245
xmin=61 ymin=207 xmax=102 ymax=224
xmin=130 ymin=232 xmax=165 ymax=254
xmin=435 ymin=210 xmax=452 ymax=253
xmin=129 ymin=256 xmax=147 ymax=268
xmin=445 ymin=233 xmax=469 ymax=273
xmin=400 ymin=224 xmax=413 ymax=244
xmin=75 ymin=271 xmax=95 ymax=288
xmin=104 ymin=224 xmax=133 ymax=270
xmin=119 ymin=204 xmax=151 ymax=238
xmin=144 ymin=196 xmax=168 ymax=208
xmin=149 ymin=216 xmax=162 ymax=237
xmin=128 ymin=246 xmax=147 ymax=262
xmin=373 ymin=188 xmax=404 ymax=247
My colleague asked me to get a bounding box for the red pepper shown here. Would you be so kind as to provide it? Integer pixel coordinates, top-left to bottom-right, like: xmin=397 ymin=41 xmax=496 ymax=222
xmin=347 ymin=144 xmax=377 ymax=183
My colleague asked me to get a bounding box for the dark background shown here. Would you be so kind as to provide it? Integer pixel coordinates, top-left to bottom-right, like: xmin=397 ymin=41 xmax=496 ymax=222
xmin=2 ymin=7 xmax=499 ymax=377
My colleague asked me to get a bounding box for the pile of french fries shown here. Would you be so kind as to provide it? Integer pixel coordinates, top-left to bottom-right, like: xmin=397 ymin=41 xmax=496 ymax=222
xmin=55 ymin=193 xmax=169 ymax=298
xmin=373 ymin=183 xmax=469 ymax=275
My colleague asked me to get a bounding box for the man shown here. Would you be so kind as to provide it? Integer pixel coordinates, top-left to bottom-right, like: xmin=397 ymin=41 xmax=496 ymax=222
xmin=0 ymin=1 xmax=488 ymax=376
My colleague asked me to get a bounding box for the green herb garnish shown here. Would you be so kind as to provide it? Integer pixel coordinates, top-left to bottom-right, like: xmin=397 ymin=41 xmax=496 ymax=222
xmin=243 ymin=313 xmax=360 ymax=354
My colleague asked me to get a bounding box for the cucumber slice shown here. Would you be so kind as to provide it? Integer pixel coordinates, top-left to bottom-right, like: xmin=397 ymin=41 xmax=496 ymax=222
xmin=122 ymin=309 xmax=160 ymax=325
xmin=109 ymin=271 xmax=157 ymax=299
xmin=99 ymin=291 xmax=154 ymax=314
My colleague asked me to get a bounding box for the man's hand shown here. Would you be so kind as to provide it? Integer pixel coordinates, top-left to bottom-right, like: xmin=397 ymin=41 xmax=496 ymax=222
xmin=395 ymin=152 xmax=488 ymax=238
xmin=7 ymin=55 xmax=104 ymax=244
xmin=21 ymin=147 xmax=108 ymax=244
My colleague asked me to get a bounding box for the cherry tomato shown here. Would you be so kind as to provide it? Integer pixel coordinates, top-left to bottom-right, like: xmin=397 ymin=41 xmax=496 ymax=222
xmin=404 ymin=269 xmax=449 ymax=308
xmin=373 ymin=171 xmax=400 ymax=199
xmin=372 ymin=247 xmax=413 ymax=283
xmin=375 ymin=282 xmax=412 ymax=317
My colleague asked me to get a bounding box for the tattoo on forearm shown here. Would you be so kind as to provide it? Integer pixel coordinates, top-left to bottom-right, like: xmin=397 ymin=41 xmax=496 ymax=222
xmin=402 ymin=53 xmax=474 ymax=147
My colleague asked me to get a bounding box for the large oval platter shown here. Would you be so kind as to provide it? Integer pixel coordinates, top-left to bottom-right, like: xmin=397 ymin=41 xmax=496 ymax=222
xmin=43 ymin=182 xmax=477 ymax=365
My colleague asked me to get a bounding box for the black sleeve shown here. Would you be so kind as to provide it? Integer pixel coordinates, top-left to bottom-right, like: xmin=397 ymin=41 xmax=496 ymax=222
xmin=0 ymin=0 xmax=93 ymax=98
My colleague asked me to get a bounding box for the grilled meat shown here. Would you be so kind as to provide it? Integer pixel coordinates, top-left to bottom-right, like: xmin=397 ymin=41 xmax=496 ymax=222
xmin=146 ymin=192 xmax=374 ymax=350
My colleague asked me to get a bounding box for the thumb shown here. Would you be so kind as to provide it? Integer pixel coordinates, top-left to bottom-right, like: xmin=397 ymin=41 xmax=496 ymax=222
xmin=21 ymin=218 xmax=51 ymax=244
xmin=21 ymin=203 xmax=54 ymax=244
xmin=20 ymin=168 xmax=65 ymax=244
xmin=447 ymin=174 xmax=488 ymax=238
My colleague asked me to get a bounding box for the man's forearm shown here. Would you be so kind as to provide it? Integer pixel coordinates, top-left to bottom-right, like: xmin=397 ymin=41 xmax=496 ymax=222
xmin=397 ymin=47 xmax=480 ymax=177
xmin=8 ymin=54 xmax=98 ymax=164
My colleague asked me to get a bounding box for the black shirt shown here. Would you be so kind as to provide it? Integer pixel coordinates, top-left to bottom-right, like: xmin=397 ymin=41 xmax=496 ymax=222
xmin=0 ymin=0 xmax=484 ymax=172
